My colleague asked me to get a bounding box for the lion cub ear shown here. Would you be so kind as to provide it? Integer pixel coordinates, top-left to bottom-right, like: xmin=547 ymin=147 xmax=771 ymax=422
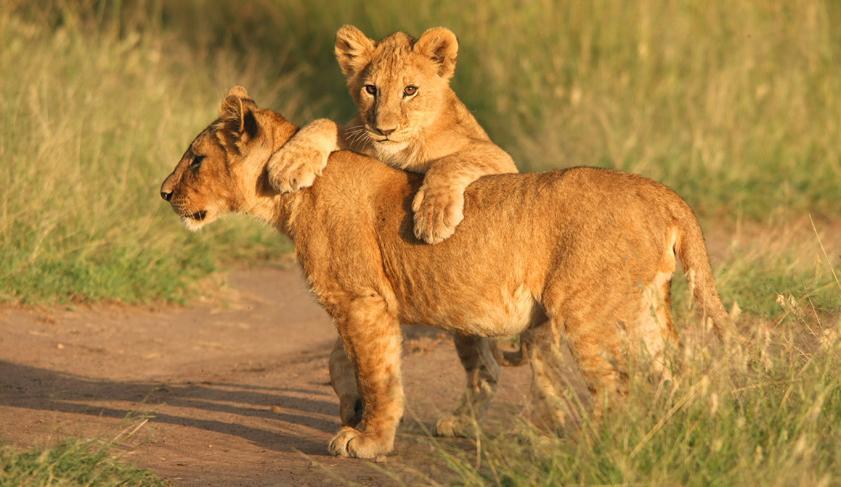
xmin=413 ymin=27 xmax=458 ymax=80
xmin=219 ymin=85 xmax=259 ymax=140
xmin=335 ymin=25 xmax=376 ymax=78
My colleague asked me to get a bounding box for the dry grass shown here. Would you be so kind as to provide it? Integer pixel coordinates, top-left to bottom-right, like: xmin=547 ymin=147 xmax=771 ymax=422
xmin=431 ymin=244 xmax=841 ymax=485
xmin=2 ymin=1 xmax=839 ymax=303
xmin=1 ymin=2 xmax=839 ymax=482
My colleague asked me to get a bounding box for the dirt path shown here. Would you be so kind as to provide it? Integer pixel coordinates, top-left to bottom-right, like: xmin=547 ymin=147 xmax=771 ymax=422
xmin=0 ymin=267 xmax=531 ymax=485
xmin=2 ymin=218 xmax=836 ymax=485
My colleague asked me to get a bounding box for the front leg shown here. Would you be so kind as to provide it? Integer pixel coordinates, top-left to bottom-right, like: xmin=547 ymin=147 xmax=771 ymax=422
xmin=267 ymin=118 xmax=341 ymax=193
xmin=412 ymin=142 xmax=517 ymax=244
xmin=328 ymin=294 xmax=404 ymax=459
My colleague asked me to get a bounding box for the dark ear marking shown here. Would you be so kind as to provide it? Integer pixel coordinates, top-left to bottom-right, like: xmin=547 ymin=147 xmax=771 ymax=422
xmin=243 ymin=109 xmax=259 ymax=138
xmin=214 ymin=86 xmax=260 ymax=152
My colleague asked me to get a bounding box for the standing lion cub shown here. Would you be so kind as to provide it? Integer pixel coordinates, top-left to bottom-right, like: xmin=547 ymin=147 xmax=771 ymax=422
xmin=161 ymin=86 xmax=732 ymax=459
xmin=267 ymin=25 xmax=519 ymax=437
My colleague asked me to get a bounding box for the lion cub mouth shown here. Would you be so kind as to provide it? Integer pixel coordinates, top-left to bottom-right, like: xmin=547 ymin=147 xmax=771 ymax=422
xmin=372 ymin=138 xmax=409 ymax=152
xmin=190 ymin=210 xmax=207 ymax=221
xmin=178 ymin=209 xmax=211 ymax=232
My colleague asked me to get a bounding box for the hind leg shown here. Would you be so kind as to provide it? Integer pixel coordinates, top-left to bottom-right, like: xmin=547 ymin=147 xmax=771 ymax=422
xmin=636 ymin=275 xmax=681 ymax=382
xmin=434 ymin=334 xmax=500 ymax=437
xmin=563 ymin=316 xmax=628 ymax=419
xmin=525 ymin=321 xmax=577 ymax=431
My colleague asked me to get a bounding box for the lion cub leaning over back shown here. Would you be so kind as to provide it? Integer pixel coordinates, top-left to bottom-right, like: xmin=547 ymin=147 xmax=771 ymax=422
xmin=267 ymin=25 xmax=519 ymax=437
xmin=267 ymin=25 xmax=517 ymax=243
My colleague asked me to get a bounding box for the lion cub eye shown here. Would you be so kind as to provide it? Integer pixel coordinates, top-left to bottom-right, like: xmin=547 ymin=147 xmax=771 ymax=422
xmin=403 ymin=85 xmax=418 ymax=97
xmin=364 ymin=84 xmax=377 ymax=95
xmin=190 ymin=155 xmax=205 ymax=171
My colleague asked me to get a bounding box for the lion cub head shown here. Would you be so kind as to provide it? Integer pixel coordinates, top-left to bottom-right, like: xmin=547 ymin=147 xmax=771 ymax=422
xmin=335 ymin=25 xmax=458 ymax=154
xmin=160 ymin=86 xmax=286 ymax=231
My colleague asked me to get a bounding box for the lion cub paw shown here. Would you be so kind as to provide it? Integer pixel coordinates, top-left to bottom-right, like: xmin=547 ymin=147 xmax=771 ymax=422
xmin=433 ymin=414 xmax=477 ymax=438
xmin=411 ymin=185 xmax=465 ymax=244
xmin=267 ymin=139 xmax=328 ymax=193
xmin=328 ymin=427 xmax=391 ymax=459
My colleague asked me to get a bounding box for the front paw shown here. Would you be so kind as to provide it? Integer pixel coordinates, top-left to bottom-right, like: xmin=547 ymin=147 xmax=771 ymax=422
xmin=411 ymin=186 xmax=465 ymax=244
xmin=267 ymin=142 xmax=327 ymax=193
xmin=328 ymin=426 xmax=392 ymax=459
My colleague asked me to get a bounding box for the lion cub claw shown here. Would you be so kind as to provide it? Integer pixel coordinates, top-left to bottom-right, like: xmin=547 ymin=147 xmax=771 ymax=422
xmin=267 ymin=139 xmax=327 ymax=194
xmin=412 ymin=185 xmax=465 ymax=244
xmin=328 ymin=427 xmax=390 ymax=459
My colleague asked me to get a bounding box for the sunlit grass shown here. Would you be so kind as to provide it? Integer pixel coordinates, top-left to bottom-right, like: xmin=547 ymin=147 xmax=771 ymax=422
xmin=0 ymin=440 xmax=165 ymax=487
xmin=432 ymin=265 xmax=841 ymax=486
xmin=1 ymin=3 xmax=840 ymax=483
xmin=670 ymin=219 xmax=841 ymax=318
xmin=0 ymin=3 xmax=298 ymax=303
xmin=2 ymin=0 xmax=838 ymax=305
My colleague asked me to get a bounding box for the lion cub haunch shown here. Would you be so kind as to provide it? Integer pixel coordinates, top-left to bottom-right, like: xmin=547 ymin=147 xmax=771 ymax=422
xmin=162 ymin=87 xmax=732 ymax=460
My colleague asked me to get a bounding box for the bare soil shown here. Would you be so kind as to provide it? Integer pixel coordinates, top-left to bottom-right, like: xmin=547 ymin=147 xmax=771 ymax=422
xmin=2 ymin=218 xmax=836 ymax=485
xmin=0 ymin=267 xmax=531 ymax=486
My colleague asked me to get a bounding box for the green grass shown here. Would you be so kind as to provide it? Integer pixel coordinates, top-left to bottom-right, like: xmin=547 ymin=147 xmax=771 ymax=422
xmin=417 ymin=225 xmax=841 ymax=485
xmin=1 ymin=3 xmax=840 ymax=483
xmin=1 ymin=0 xmax=839 ymax=306
xmin=0 ymin=440 xmax=165 ymax=486
xmin=0 ymin=3 xmax=298 ymax=303
xmin=670 ymin=222 xmax=841 ymax=318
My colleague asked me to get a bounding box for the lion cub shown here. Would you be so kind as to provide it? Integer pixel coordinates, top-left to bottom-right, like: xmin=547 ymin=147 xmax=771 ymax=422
xmin=267 ymin=25 xmax=519 ymax=437
xmin=267 ymin=25 xmax=517 ymax=244
xmin=161 ymin=86 xmax=733 ymax=459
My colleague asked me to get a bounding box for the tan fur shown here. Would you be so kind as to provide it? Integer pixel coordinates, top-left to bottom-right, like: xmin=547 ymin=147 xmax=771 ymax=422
xmin=266 ymin=25 xmax=519 ymax=436
xmin=266 ymin=25 xmax=517 ymax=242
xmin=161 ymin=88 xmax=732 ymax=459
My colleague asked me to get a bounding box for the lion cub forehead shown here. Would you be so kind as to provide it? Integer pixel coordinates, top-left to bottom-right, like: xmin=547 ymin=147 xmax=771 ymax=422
xmin=190 ymin=126 xmax=226 ymax=154
xmin=368 ymin=41 xmax=436 ymax=81
xmin=378 ymin=31 xmax=414 ymax=50
xmin=375 ymin=31 xmax=432 ymax=61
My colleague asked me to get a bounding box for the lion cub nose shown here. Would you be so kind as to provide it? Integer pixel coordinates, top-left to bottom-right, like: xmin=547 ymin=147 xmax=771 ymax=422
xmin=160 ymin=191 xmax=173 ymax=201
xmin=374 ymin=126 xmax=396 ymax=137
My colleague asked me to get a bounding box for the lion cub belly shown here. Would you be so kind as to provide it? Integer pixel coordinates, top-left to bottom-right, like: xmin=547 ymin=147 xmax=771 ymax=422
xmin=414 ymin=284 xmax=540 ymax=337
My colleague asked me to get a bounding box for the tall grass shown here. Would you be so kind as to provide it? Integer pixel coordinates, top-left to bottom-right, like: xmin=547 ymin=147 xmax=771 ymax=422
xmin=1 ymin=0 xmax=838 ymax=303
xmin=0 ymin=3 xmax=301 ymax=303
xmin=433 ymin=287 xmax=841 ymax=485
xmin=152 ymin=0 xmax=841 ymax=217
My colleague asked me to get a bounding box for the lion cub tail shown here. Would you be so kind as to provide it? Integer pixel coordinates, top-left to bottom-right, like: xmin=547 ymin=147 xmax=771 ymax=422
xmin=673 ymin=204 xmax=735 ymax=341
